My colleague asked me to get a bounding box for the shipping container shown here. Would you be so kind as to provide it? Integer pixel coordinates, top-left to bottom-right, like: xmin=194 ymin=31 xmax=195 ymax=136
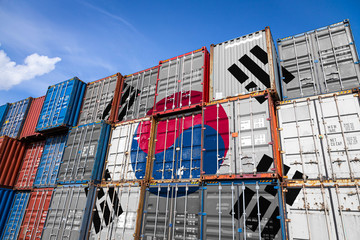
xmin=278 ymin=19 xmax=360 ymax=100
xmin=15 ymin=140 xmax=45 ymax=190
xmin=0 ymin=103 xmax=10 ymax=131
xmin=20 ymin=96 xmax=45 ymax=139
xmin=0 ymin=97 xmax=32 ymax=138
xmin=36 ymin=77 xmax=86 ymax=133
xmin=0 ymin=188 xmax=15 ymax=237
xmin=277 ymin=90 xmax=360 ymax=181
xmin=116 ymin=66 xmax=158 ymax=122
xmin=57 ymin=121 xmax=111 ymax=184
xmin=201 ymin=180 xmax=285 ymax=240
xmin=153 ymin=47 xmax=210 ymax=115
xmin=0 ymin=136 xmax=26 ymax=188
xmin=210 ymin=27 xmax=280 ymax=100
xmin=202 ymin=90 xmax=282 ymax=180
xmin=18 ymin=188 xmax=53 ymax=240
xmin=42 ymin=184 xmax=96 ymax=240
xmin=151 ymin=111 xmax=202 ymax=181
xmin=88 ymin=182 xmax=145 ymax=240
xmin=283 ymin=180 xmax=360 ymax=240
xmin=103 ymin=118 xmax=152 ymax=183
xmin=33 ymin=134 xmax=67 ymax=188
xmin=78 ymin=73 xmax=123 ymax=125
xmin=139 ymin=182 xmax=202 ymax=240
xmin=1 ymin=192 xmax=30 ymax=240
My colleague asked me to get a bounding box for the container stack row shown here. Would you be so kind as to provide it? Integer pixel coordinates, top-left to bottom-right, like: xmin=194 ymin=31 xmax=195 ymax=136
xmin=0 ymin=19 xmax=359 ymax=240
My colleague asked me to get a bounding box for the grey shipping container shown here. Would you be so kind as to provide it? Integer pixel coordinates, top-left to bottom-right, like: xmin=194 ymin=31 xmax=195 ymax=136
xmin=202 ymin=90 xmax=282 ymax=180
xmin=78 ymin=73 xmax=122 ymax=125
xmin=116 ymin=66 xmax=158 ymax=122
xmin=278 ymin=19 xmax=360 ymax=100
xmin=57 ymin=121 xmax=111 ymax=184
xmin=210 ymin=27 xmax=280 ymax=101
xmin=283 ymin=181 xmax=360 ymax=240
xmin=202 ymin=180 xmax=285 ymax=240
xmin=103 ymin=118 xmax=152 ymax=183
xmin=42 ymin=184 xmax=96 ymax=240
xmin=140 ymin=182 xmax=202 ymax=240
xmin=277 ymin=90 xmax=360 ymax=181
xmin=0 ymin=98 xmax=32 ymax=138
xmin=88 ymin=182 xmax=145 ymax=240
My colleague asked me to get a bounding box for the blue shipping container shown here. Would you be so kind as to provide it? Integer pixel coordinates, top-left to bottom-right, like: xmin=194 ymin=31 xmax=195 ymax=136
xmin=0 ymin=103 xmax=10 ymax=131
xmin=57 ymin=121 xmax=111 ymax=184
xmin=1 ymin=192 xmax=30 ymax=240
xmin=0 ymin=98 xmax=32 ymax=138
xmin=0 ymin=188 xmax=15 ymax=237
xmin=33 ymin=134 xmax=68 ymax=188
xmin=36 ymin=77 xmax=86 ymax=132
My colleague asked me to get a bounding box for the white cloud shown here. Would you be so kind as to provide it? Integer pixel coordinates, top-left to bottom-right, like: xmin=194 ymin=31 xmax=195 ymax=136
xmin=0 ymin=50 xmax=61 ymax=90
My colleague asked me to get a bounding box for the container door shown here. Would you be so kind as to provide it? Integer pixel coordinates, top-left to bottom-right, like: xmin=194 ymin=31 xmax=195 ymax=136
xmin=141 ymin=183 xmax=201 ymax=239
xmin=277 ymin=100 xmax=326 ymax=181
xmin=203 ymin=182 xmax=283 ymax=240
xmin=285 ymin=186 xmax=337 ymax=240
xmin=313 ymin=23 xmax=360 ymax=94
xmin=152 ymin=112 xmax=202 ymax=180
xmin=89 ymin=185 xmax=141 ymax=239
xmin=330 ymin=186 xmax=360 ymax=240
xmin=315 ymin=94 xmax=360 ymax=180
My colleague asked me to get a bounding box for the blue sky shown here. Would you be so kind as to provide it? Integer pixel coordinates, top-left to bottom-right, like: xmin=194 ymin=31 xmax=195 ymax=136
xmin=0 ymin=0 xmax=359 ymax=105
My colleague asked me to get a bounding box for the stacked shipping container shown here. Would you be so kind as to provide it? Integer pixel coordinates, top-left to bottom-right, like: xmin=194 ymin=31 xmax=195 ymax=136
xmin=0 ymin=19 xmax=359 ymax=240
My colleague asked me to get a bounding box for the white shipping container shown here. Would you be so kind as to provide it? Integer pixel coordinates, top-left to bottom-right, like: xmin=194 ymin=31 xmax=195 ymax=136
xmin=284 ymin=182 xmax=360 ymax=240
xmin=88 ymin=183 xmax=144 ymax=240
xmin=277 ymin=90 xmax=360 ymax=181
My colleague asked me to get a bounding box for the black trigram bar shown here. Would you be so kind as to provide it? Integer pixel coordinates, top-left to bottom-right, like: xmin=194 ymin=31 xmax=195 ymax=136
xmin=118 ymin=82 xmax=141 ymax=121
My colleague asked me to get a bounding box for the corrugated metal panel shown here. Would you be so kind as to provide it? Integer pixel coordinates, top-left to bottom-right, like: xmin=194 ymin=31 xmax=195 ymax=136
xmin=283 ymin=182 xmax=360 ymax=240
xmin=0 ymin=98 xmax=32 ymax=138
xmin=78 ymin=73 xmax=122 ymax=126
xmin=0 ymin=137 xmax=26 ymax=187
xmin=20 ymin=96 xmax=45 ymax=139
xmin=42 ymin=185 xmax=96 ymax=240
xmin=0 ymin=136 xmax=10 ymax=162
xmin=1 ymin=192 xmax=30 ymax=240
xmin=202 ymin=91 xmax=282 ymax=180
xmin=36 ymin=77 xmax=86 ymax=132
xmin=202 ymin=180 xmax=285 ymax=240
xmin=33 ymin=134 xmax=67 ymax=188
xmin=0 ymin=188 xmax=15 ymax=236
xmin=116 ymin=66 xmax=158 ymax=122
xmin=153 ymin=47 xmax=210 ymax=115
xmin=278 ymin=20 xmax=360 ymax=100
xmin=103 ymin=118 xmax=151 ymax=182
xmin=211 ymin=27 xmax=280 ymax=100
xmin=57 ymin=121 xmax=111 ymax=184
xmin=15 ymin=140 xmax=45 ymax=190
xmin=277 ymin=90 xmax=360 ymax=181
xmin=18 ymin=188 xmax=53 ymax=240
xmin=152 ymin=111 xmax=202 ymax=180
xmin=88 ymin=182 xmax=145 ymax=240
xmin=0 ymin=103 xmax=10 ymax=131
xmin=140 ymin=182 xmax=201 ymax=239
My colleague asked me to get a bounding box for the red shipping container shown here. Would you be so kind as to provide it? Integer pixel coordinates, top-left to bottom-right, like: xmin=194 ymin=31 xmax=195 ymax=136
xmin=18 ymin=188 xmax=53 ymax=239
xmin=14 ymin=140 xmax=45 ymax=190
xmin=0 ymin=136 xmax=26 ymax=187
xmin=20 ymin=96 xmax=45 ymax=139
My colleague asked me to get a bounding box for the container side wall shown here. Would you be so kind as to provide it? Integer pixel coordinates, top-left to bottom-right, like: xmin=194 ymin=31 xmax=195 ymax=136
xmin=0 ymin=103 xmax=10 ymax=131
xmin=20 ymin=96 xmax=45 ymax=139
xmin=0 ymin=188 xmax=15 ymax=236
